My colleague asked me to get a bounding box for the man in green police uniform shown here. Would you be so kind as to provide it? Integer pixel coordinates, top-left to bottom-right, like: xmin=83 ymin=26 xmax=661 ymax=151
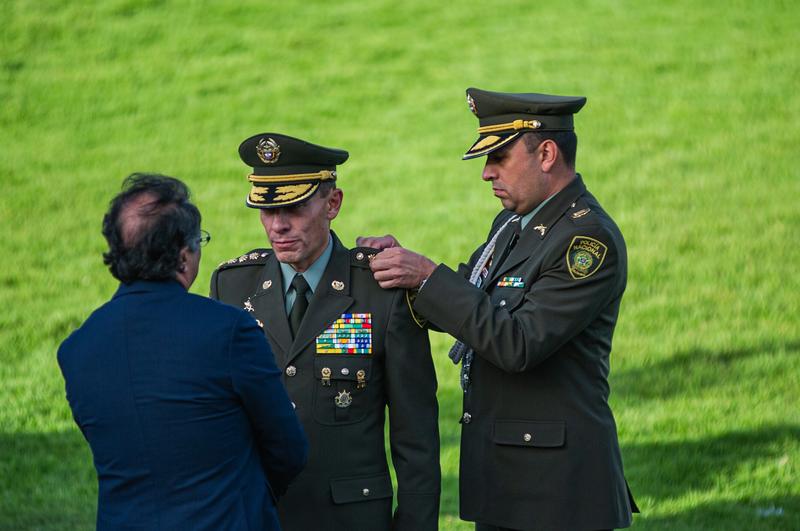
xmin=210 ymin=133 xmax=440 ymax=531
xmin=359 ymin=89 xmax=638 ymax=531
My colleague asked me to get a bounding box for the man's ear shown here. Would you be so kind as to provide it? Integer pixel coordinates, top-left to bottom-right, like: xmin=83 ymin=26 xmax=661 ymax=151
xmin=539 ymin=139 xmax=559 ymax=173
xmin=178 ymin=247 xmax=190 ymax=272
xmin=327 ymin=188 xmax=343 ymax=221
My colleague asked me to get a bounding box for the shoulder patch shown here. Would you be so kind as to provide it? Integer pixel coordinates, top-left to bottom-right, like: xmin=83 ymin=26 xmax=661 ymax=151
xmin=351 ymin=247 xmax=379 ymax=268
xmin=565 ymin=236 xmax=607 ymax=279
xmin=216 ymin=249 xmax=271 ymax=271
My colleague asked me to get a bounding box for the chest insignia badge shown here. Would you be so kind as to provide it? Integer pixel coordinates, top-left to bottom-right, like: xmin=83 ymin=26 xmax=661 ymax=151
xmin=262 ymin=280 xmax=272 ymax=290
xmin=334 ymin=390 xmax=353 ymax=408
xmin=316 ymin=313 xmax=373 ymax=354
xmin=533 ymin=224 xmax=547 ymax=236
xmin=243 ymin=299 xmax=255 ymax=312
xmin=331 ymin=280 xmax=345 ymax=291
xmin=497 ymin=276 xmax=525 ymax=288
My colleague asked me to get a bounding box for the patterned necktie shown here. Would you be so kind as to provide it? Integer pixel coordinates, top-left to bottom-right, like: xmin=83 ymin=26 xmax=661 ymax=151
xmin=289 ymin=274 xmax=310 ymax=338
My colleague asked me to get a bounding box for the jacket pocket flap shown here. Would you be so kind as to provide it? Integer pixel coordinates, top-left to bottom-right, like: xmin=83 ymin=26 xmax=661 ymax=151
xmin=493 ymin=420 xmax=565 ymax=448
xmin=314 ymin=356 xmax=372 ymax=382
xmin=330 ymin=473 xmax=393 ymax=504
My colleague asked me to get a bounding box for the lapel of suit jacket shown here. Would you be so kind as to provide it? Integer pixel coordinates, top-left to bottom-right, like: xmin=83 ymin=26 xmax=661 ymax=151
xmin=486 ymin=175 xmax=588 ymax=287
xmin=286 ymin=233 xmax=354 ymax=365
xmin=249 ymin=254 xmax=293 ymax=361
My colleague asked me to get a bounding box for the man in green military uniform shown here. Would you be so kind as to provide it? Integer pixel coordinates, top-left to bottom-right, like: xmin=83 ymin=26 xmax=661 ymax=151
xmin=210 ymin=133 xmax=440 ymax=531
xmin=359 ymin=88 xmax=638 ymax=531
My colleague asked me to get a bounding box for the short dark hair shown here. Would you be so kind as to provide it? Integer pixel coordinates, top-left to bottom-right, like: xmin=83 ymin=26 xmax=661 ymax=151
xmin=317 ymin=180 xmax=336 ymax=198
xmin=102 ymin=173 xmax=201 ymax=283
xmin=522 ymin=131 xmax=578 ymax=168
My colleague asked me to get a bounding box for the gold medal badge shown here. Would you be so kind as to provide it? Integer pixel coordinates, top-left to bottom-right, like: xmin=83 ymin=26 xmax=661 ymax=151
xmin=566 ymin=236 xmax=608 ymax=279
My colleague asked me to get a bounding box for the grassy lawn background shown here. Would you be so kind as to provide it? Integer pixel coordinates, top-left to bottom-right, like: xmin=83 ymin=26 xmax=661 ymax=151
xmin=1 ymin=0 xmax=798 ymax=529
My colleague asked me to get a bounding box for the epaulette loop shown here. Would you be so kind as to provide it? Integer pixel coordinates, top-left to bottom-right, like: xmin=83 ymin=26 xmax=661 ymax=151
xmin=351 ymin=247 xmax=379 ymax=268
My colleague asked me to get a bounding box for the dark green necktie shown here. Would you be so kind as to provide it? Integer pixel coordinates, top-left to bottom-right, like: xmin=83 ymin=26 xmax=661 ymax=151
xmin=289 ymin=274 xmax=311 ymax=337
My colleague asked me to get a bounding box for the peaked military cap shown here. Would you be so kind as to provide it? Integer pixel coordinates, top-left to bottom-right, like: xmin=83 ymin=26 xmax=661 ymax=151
xmin=463 ymin=88 xmax=587 ymax=159
xmin=239 ymin=133 xmax=349 ymax=208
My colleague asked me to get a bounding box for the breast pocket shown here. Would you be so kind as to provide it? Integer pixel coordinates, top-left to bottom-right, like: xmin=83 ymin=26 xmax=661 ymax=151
xmin=313 ymin=356 xmax=373 ymax=425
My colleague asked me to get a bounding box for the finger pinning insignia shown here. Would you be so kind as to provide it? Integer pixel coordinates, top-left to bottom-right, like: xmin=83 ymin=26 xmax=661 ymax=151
xmin=316 ymin=313 xmax=372 ymax=354
xmin=566 ymin=236 xmax=608 ymax=280
xmin=533 ymin=224 xmax=547 ymax=237
xmin=331 ymin=280 xmax=345 ymax=291
xmin=244 ymin=299 xmax=254 ymax=312
xmin=334 ymin=390 xmax=352 ymax=408
xmin=256 ymin=137 xmax=280 ymax=164
xmin=262 ymin=280 xmax=272 ymax=290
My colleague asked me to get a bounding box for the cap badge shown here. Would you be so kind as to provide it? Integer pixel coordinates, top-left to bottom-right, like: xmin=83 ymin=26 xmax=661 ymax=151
xmin=467 ymin=94 xmax=478 ymax=116
xmin=331 ymin=280 xmax=345 ymax=291
xmin=256 ymin=137 xmax=281 ymax=164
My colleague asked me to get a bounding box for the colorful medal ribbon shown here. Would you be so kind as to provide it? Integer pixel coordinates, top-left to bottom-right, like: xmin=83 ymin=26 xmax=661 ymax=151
xmin=316 ymin=313 xmax=373 ymax=354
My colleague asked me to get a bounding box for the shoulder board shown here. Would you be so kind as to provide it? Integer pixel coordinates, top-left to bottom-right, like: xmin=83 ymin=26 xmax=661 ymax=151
xmin=216 ymin=249 xmax=271 ymax=270
xmin=350 ymin=247 xmax=380 ymax=268
xmin=566 ymin=198 xmax=598 ymax=225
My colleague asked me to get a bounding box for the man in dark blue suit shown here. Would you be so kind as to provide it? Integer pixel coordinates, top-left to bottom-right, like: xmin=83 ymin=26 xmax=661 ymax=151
xmin=58 ymin=173 xmax=308 ymax=531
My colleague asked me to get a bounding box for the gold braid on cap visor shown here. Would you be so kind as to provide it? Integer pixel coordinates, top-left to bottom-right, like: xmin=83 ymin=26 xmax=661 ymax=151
xmin=477 ymin=119 xmax=542 ymax=134
xmin=248 ymin=170 xmax=337 ymax=183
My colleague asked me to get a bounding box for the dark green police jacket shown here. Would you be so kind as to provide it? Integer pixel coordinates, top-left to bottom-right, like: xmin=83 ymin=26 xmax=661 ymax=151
xmin=210 ymin=233 xmax=440 ymax=531
xmin=414 ymin=175 xmax=637 ymax=531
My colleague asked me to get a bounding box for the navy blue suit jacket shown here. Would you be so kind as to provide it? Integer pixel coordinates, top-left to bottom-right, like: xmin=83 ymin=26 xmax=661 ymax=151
xmin=58 ymin=280 xmax=308 ymax=531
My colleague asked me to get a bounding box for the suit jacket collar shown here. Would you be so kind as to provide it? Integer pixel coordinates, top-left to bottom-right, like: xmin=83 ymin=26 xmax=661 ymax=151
xmin=113 ymin=279 xmax=186 ymax=298
xmin=250 ymin=232 xmax=354 ymax=364
xmin=486 ymin=174 xmax=587 ymax=287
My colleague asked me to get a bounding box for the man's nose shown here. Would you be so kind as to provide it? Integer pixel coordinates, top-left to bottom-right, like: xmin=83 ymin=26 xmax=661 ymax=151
xmin=270 ymin=210 xmax=292 ymax=232
xmin=481 ymin=164 xmax=496 ymax=181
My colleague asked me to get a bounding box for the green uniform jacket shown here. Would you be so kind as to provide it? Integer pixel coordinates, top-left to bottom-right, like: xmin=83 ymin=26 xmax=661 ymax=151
xmin=414 ymin=175 xmax=636 ymax=531
xmin=211 ymin=233 xmax=440 ymax=531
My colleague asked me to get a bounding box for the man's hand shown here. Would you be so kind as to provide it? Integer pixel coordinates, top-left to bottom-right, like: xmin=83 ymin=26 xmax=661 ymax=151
xmin=356 ymin=234 xmax=401 ymax=250
xmin=369 ymin=247 xmax=437 ymax=290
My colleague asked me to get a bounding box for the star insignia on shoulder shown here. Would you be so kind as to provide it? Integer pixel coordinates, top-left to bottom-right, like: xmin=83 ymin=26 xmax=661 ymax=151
xmin=216 ymin=249 xmax=271 ymax=270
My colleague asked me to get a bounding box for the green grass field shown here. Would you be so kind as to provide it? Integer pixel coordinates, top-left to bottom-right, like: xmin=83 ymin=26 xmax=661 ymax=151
xmin=2 ymin=0 xmax=799 ymax=529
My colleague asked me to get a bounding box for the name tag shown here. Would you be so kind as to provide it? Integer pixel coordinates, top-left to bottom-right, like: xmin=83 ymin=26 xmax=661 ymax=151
xmin=497 ymin=276 xmax=525 ymax=288
xmin=316 ymin=313 xmax=373 ymax=354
